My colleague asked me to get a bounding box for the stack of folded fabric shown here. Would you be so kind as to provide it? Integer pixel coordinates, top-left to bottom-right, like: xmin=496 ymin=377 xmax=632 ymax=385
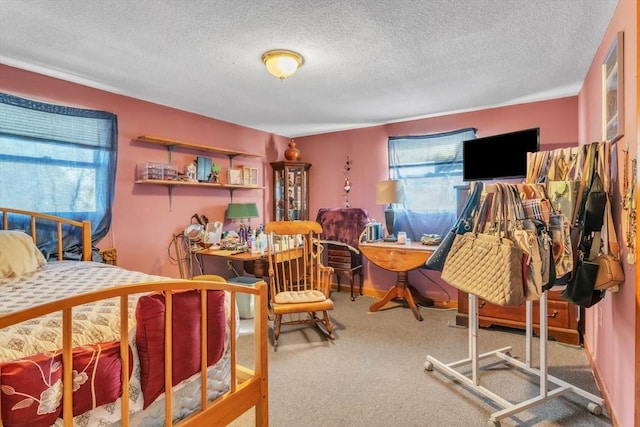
xmin=420 ymin=234 xmax=441 ymax=245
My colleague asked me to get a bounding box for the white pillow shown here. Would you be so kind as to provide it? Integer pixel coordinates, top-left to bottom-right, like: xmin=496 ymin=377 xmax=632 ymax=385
xmin=0 ymin=230 xmax=47 ymax=278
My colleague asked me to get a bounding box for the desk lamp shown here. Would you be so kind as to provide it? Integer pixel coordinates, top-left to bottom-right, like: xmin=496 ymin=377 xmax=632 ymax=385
xmin=375 ymin=180 xmax=404 ymax=242
xmin=226 ymin=202 xmax=259 ymax=228
xmin=226 ymin=202 xmax=260 ymax=241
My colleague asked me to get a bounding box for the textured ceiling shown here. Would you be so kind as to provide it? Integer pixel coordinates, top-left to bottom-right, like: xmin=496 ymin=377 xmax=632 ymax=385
xmin=0 ymin=0 xmax=619 ymax=138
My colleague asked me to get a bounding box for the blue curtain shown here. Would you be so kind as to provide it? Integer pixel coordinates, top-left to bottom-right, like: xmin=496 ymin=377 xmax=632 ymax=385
xmin=0 ymin=92 xmax=117 ymax=260
xmin=388 ymin=128 xmax=476 ymax=241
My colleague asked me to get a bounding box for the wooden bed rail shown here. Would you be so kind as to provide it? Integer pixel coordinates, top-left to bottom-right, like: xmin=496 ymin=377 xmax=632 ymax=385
xmin=0 ymin=207 xmax=92 ymax=261
xmin=0 ymin=279 xmax=269 ymax=427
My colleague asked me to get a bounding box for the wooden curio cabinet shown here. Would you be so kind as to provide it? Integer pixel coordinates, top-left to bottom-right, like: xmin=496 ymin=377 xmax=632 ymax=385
xmin=271 ymin=161 xmax=311 ymax=221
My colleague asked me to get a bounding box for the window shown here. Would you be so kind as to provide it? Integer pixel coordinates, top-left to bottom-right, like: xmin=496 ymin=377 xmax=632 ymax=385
xmin=0 ymin=92 xmax=117 ymax=259
xmin=388 ymin=128 xmax=476 ymax=240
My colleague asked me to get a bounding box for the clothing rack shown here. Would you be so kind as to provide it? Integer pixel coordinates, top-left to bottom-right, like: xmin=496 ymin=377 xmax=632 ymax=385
xmin=424 ymin=291 xmax=604 ymax=426
xmin=425 ymin=144 xmax=615 ymax=425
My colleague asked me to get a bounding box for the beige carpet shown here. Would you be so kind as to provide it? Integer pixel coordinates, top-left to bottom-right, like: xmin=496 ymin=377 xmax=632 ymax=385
xmin=230 ymin=290 xmax=610 ymax=427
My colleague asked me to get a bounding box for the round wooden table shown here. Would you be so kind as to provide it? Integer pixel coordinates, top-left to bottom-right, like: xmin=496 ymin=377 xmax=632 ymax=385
xmin=359 ymin=240 xmax=437 ymax=321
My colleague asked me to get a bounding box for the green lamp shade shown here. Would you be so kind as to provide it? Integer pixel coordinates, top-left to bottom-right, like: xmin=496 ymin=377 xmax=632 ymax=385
xmin=226 ymin=203 xmax=259 ymax=220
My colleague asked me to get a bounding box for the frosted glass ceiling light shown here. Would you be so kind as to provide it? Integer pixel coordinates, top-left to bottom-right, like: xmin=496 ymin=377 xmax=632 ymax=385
xmin=262 ymin=49 xmax=304 ymax=80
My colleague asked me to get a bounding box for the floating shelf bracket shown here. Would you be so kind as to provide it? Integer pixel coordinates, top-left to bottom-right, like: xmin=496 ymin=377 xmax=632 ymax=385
xmin=166 ymin=145 xmax=177 ymax=163
xmin=167 ymin=185 xmax=174 ymax=211
xmin=227 ymin=153 xmax=239 ymax=168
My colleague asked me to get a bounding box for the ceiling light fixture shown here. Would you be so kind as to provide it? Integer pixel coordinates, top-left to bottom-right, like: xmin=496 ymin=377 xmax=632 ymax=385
xmin=261 ymin=49 xmax=304 ymax=81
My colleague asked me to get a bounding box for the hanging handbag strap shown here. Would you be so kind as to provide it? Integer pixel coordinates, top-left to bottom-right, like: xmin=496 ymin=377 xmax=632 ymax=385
xmin=571 ymin=146 xmax=585 ymax=181
xmin=559 ymin=146 xmax=583 ymax=180
xmin=495 ymin=182 xmax=521 ymax=240
xmin=602 ymin=191 xmax=621 ymax=258
xmin=464 ymin=181 xmax=484 ymax=221
xmin=476 ymin=184 xmax=505 ymax=236
xmin=526 ymin=152 xmax=537 ymax=184
xmin=526 ymin=151 xmax=550 ymax=184
xmin=519 ymin=182 xmax=536 ymax=199
xmin=472 ymin=188 xmax=492 ymax=234
xmin=547 ymin=149 xmax=561 ymax=181
xmin=572 ymin=143 xmax=597 ymax=227
xmin=508 ymin=183 xmax=527 ymax=222
xmin=519 ymin=182 xmax=550 ymax=201
xmin=589 ymin=141 xmax=620 ymax=260
xmin=455 ymin=181 xmax=485 ymax=235
xmin=555 ymin=148 xmax=572 ymax=181
xmin=603 ymin=144 xmax=620 ymax=258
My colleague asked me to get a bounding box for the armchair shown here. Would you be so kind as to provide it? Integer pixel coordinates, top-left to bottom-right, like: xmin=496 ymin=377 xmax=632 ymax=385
xmin=315 ymin=207 xmax=371 ymax=301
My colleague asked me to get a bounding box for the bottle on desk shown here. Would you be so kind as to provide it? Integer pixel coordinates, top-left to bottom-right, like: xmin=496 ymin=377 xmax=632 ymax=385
xmin=238 ymin=224 xmax=247 ymax=244
xmin=249 ymin=228 xmax=260 ymax=253
xmin=251 ymin=232 xmax=267 ymax=255
xmin=246 ymin=226 xmax=253 ymax=249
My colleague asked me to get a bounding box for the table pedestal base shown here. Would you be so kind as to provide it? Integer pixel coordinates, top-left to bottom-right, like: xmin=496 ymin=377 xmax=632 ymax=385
xmin=368 ymin=271 xmax=434 ymax=321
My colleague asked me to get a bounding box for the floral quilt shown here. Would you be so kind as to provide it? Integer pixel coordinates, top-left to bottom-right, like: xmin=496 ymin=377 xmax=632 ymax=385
xmin=0 ymin=261 xmax=231 ymax=427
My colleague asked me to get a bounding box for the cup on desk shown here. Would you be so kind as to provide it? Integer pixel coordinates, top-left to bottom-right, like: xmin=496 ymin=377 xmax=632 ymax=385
xmin=397 ymin=231 xmax=407 ymax=244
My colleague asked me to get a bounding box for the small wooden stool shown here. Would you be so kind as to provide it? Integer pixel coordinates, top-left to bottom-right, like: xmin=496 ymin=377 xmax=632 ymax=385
xmin=327 ymin=243 xmax=363 ymax=301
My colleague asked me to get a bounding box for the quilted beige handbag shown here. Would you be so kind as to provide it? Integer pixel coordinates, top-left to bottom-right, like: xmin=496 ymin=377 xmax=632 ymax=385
xmin=441 ymin=186 xmax=526 ymax=307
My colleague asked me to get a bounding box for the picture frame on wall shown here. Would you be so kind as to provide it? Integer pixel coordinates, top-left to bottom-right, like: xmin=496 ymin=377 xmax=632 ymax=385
xmin=602 ymin=31 xmax=624 ymax=143
xmin=228 ymin=169 xmax=243 ymax=185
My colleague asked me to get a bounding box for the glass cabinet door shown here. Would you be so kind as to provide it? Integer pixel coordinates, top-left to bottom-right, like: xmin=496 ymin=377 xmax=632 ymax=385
xmin=271 ymin=161 xmax=311 ymax=221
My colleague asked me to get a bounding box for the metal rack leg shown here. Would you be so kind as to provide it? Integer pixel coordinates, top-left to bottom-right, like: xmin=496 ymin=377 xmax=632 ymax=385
xmin=425 ymin=292 xmax=604 ymax=425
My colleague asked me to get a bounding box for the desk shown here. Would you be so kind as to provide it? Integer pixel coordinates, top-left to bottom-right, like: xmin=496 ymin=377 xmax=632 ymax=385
xmin=359 ymin=241 xmax=437 ymax=321
xmin=196 ymin=248 xmax=267 ymax=278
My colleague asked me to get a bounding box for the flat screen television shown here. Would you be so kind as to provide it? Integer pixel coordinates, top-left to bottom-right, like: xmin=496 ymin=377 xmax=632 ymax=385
xmin=462 ymin=127 xmax=540 ymax=181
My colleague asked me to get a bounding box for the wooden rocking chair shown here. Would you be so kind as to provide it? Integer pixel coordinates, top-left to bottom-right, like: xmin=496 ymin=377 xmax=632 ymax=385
xmin=264 ymin=220 xmax=335 ymax=350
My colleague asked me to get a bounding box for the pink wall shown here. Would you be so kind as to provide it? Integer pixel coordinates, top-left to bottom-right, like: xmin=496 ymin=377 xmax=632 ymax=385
xmin=577 ymin=0 xmax=637 ymax=425
xmin=0 ymin=64 xmax=289 ymax=278
xmin=1 ymin=2 xmax=635 ymax=418
xmin=295 ymin=97 xmax=579 ymax=302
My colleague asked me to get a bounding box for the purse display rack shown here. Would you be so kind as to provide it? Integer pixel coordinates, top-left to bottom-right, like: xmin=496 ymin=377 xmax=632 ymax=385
xmin=425 ymin=181 xmax=605 ymax=426
xmin=425 ymin=291 xmax=604 ymax=426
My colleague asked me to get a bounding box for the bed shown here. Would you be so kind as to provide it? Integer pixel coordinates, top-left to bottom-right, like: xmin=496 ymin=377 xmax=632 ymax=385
xmin=0 ymin=207 xmax=269 ymax=426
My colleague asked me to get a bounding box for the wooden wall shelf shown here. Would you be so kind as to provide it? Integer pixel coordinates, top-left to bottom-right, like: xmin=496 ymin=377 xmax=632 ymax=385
xmin=134 ymin=135 xmax=262 ymax=160
xmin=133 ymin=135 xmax=263 ymax=209
xmin=134 ymin=179 xmax=263 ymax=190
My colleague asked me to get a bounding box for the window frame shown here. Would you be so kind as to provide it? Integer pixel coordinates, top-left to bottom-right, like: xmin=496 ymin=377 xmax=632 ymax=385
xmin=387 ymin=128 xmax=477 ymax=240
xmin=0 ymin=92 xmax=117 ymax=259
